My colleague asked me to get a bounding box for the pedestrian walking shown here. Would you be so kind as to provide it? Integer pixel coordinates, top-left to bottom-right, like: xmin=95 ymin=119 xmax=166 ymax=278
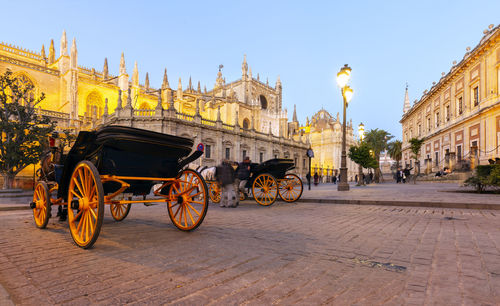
xmin=313 ymin=172 xmax=319 ymax=186
xmin=216 ymin=159 xmax=238 ymax=208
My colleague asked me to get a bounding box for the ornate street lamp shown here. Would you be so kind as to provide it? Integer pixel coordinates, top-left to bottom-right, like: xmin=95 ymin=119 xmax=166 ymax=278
xmin=336 ymin=64 xmax=353 ymax=191
xmin=358 ymin=122 xmax=365 ymax=141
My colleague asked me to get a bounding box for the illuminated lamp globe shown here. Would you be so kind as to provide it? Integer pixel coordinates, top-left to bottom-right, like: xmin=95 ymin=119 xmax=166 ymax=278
xmin=336 ymin=64 xmax=351 ymax=88
xmin=343 ymin=86 xmax=354 ymax=103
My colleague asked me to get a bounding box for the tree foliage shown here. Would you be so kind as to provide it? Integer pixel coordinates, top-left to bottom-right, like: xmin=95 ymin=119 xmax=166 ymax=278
xmin=0 ymin=70 xmax=55 ymax=189
xmin=408 ymin=137 xmax=425 ymax=160
xmin=464 ymin=165 xmax=500 ymax=193
xmin=348 ymin=142 xmax=378 ymax=169
xmin=387 ymin=140 xmax=402 ymax=168
xmin=364 ymin=128 xmax=393 ymax=182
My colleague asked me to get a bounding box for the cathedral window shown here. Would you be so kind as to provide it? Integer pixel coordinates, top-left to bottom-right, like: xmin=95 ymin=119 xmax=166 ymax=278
xmin=260 ymin=152 xmax=263 ymax=163
xmin=259 ymin=95 xmax=268 ymax=110
xmin=242 ymin=150 xmax=247 ymax=160
xmin=13 ymin=73 xmax=35 ymax=105
xmin=205 ymin=145 xmax=211 ymax=158
xmin=225 ymin=148 xmax=231 ymax=160
xmin=138 ymin=102 xmax=152 ymax=110
xmin=243 ymin=118 xmax=250 ymax=129
xmin=85 ymin=91 xmax=104 ymax=118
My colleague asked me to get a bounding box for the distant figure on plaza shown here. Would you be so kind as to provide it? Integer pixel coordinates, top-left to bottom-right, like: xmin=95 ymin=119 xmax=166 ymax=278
xmin=396 ymin=168 xmax=403 ymax=183
xmin=369 ymin=172 xmax=373 ymax=184
xmin=235 ymin=156 xmax=252 ymax=197
xmin=403 ymin=167 xmax=412 ymax=183
xmin=332 ymin=174 xmax=337 ymax=184
xmin=306 ymin=172 xmax=311 ymax=186
xmin=313 ymin=172 xmax=319 ymax=186
xmin=216 ymin=159 xmax=238 ymax=208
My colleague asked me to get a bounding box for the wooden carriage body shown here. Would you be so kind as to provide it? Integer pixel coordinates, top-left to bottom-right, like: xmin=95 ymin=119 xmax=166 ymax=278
xmin=31 ymin=126 xmax=209 ymax=249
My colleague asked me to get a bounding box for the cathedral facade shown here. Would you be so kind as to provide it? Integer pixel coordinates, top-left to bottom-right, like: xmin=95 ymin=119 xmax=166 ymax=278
xmin=0 ymin=31 xmax=309 ymax=184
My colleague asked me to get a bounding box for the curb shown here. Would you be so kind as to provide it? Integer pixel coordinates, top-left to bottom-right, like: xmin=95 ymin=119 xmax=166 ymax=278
xmin=297 ymin=198 xmax=500 ymax=210
xmin=0 ymin=206 xmax=31 ymax=212
xmin=1 ymin=199 xmax=498 ymax=211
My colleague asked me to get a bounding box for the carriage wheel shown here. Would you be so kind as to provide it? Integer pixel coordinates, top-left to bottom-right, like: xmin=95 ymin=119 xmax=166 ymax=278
xmin=278 ymin=174 xmax=303 ymax=202
xmin=67 ymin=161 xmax=104 ymax=249
xmin=33 ymin=181 xmax=51 ymax=229
xmin=208 ymin=182 xmax=221 ymax=203
xmin=167 ymin=169 xmax=208 ymax=231
xmin=110 ymin=203 xmax=131 ymax=221
xmin=252 ymin=173 xmax=278 ymax=206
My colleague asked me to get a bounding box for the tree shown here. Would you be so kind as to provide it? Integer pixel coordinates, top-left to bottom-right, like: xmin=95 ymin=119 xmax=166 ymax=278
xmin=348 ymin=142 xmax=378 ymax=186
xmin=364 ymin=129 xmax=393 ymax=183
xmin=387 ymin=140 xmax=402 ymax=169
xmin=409 ymin=137 xmax=425 ymax=183
xmin=0 ymin=70 xmax=55 ymax=189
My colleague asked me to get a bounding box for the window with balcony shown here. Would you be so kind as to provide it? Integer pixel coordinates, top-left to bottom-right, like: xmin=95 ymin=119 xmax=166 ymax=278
xmin=225 ymin=147 xmax=230 ymax=160
xmin=457 ymin=96 xmax=463 ymax=115
xmin=445 ymin=105 xmax=450 ymax=122
xmin=472 ymin=86 xmax=479 ymax=106
xmin=427 ymin=117 xmax=431 ymax=131
xmin=418 ymin=124 xmax=422 ymax=136
xmin=435 ymin=112 xmax=440 ymax=127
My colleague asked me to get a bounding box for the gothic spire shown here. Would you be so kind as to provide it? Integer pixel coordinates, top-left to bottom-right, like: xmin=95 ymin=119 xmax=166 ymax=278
xmin=132 ymin=61 xmax=139 ymax=86
xmin=41 ymin=45 xmax=46 ymax=60
xmin=188 ymin=76 xmax=192 ymax=91
xmin=403 ymin=83 xmax=411 ymax=114
xmin=177 ymin=77 xmax=183 ymax=100
xmin=119 ymin=52 xmax=126 ymax=75
xmin=60 ymin=30 xmax=68 ymax=56
xmin=162 ymin=68 xmax=170 ymax=89
xmin=293 ymin=104 xmax=298 ymax=123
xmin=242 ymin=54 xmax=248 ymax=78
xmin=70 ymin=38 xmax=77 ymax=69
xmin=276 ymin=75 xmax=281 ymax=88
xmin=249 ymin=67 xmax=252 ymax=79
xmin=197 ymin=81 xmax=201 ymax=93
xmin=145 ymin=72 xmax=150 ymax=89
xmin=48 ymin=39 xmax=55 ymax=64
xmin=103 ymin=58 xmax=108 ymax=79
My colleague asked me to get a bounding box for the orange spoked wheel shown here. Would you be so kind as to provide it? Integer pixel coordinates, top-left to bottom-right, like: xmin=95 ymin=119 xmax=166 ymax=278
xmin=167 ymin=169 xmax=208 ymax=231
xmin=208 ymin=181 xmax=221 ymax=203
xmin=110 ymin=202 xmax=131 ymax=221
xmin=32 ymin=181 xmax=51 ymax=229
xmin=252 ymin=173 xmax=278 ymax=206
xmin=278 ymin=173 xmax=303 ymax=202
xmin=67 ymin=161 xmax=104 ymax=249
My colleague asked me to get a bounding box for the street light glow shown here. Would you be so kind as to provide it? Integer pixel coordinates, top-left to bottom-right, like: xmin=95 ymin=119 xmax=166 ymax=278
xmin=343 ymin=86 xmax=354 ymax=103
xmin=358 ymin=122 xmax=364 ymax=140
xmin=336 ymin=64 xmax=351 ymax=88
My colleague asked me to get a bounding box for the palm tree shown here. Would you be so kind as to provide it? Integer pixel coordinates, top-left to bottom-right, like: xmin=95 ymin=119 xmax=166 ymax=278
xmin=387 ymin=140 xmax=402 ymax=170
xmin=364 ymin=129 xmax=393 ymax=183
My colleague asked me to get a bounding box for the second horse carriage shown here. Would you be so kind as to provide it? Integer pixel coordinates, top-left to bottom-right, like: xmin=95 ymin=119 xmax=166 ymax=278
xmin=204 ymin=158 xmax=303 ymax=206
xmin=31 ymin=126 xmax=209 ymax=249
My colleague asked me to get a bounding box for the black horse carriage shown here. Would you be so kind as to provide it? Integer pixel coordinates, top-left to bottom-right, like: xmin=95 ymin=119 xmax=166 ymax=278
xmin=207 ymin=158 xmax=303 ymax=206
xmin=31 ymin=126 xmax=208 ymax=249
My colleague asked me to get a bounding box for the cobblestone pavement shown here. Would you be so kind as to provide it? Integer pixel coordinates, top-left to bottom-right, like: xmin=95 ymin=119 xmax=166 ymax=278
xmin=0 ymin=201 xmax=499 ymax=305
xmin=301 ymin=182 xmax=500 ymax=206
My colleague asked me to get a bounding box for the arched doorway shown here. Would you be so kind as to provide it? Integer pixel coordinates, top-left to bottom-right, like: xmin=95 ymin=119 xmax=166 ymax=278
xmin=243 ymin=118 xmax=250 ymax=129
xmin=260 ymin=95 xmax=267 ymax=110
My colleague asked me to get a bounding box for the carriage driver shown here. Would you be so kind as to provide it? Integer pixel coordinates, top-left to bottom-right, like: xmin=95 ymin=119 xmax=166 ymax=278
xmin=235 ymin=156 xmax=252 ymax=196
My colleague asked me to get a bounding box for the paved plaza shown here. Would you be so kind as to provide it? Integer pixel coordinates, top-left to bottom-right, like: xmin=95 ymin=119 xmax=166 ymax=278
xmin=0 ymin=191 xmax=499 ymax=305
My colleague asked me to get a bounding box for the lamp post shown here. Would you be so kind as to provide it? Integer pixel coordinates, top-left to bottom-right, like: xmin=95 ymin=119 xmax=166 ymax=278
xmin=336 ymin=64 xmax=353 ymax=191
xmin=357 ymin=122 xmax=365 ymax=186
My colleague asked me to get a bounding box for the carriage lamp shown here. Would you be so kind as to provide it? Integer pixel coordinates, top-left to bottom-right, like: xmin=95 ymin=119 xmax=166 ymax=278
xmin=336 ymin=64 xmax=353 ymax=191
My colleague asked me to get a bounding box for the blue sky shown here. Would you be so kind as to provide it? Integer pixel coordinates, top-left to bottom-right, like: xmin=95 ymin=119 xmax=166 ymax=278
xmin=1 ymin=0 xmax=499 ymax=139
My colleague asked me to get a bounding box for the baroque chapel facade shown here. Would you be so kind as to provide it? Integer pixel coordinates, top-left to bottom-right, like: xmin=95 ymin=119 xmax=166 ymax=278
xmin=0 ymin=31 xmax=310 ymax=184
xmin=288 ymin=108 xmax=357 ymax=181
